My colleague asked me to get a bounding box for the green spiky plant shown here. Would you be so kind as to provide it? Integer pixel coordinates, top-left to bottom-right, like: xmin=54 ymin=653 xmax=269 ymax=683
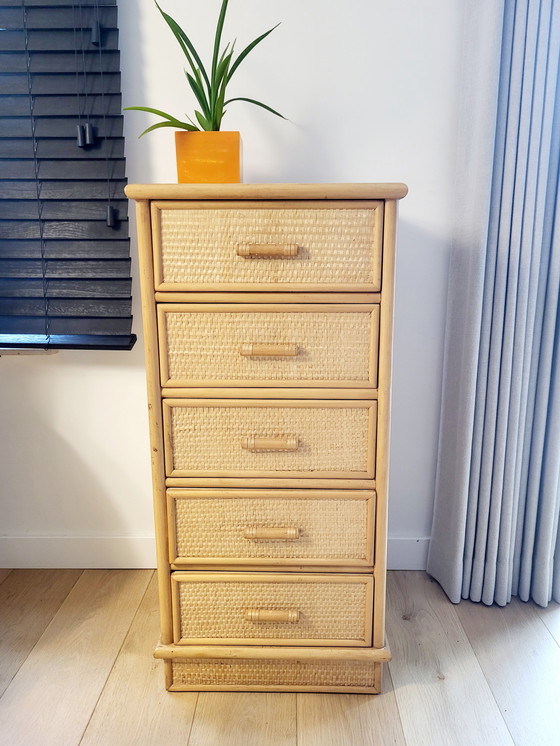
xmin=124 ymin=0 xmax=285 ymax=135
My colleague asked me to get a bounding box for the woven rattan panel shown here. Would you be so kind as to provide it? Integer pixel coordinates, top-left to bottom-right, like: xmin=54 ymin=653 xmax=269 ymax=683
xmin=157 ymin=207 xmax=379 ymax=286
xmin=167 ymin=403 xmax=372 ymax=474
xmin=175 ymin=576 xmax=370 ymax=643
xmin=172 ymin=494 xmax=369 ymax=560
xmin=160 ymin=309 xmax=374 ymax=385
xmin=171 ymin=658 xmax=376 ymax=689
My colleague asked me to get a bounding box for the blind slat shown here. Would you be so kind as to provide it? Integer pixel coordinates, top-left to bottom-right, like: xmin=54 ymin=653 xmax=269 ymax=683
xmin=0 ymin=117 xmax=122 ymax=138
xmin=0 ymin=334 xmax=135 ymax=351
xmin=0 ymin=6 xmax=117 ymax=29
xmin=0 ymin=1 xmax=116 ymax=7
xmin=0 ymin=239 xmax=131 ymax=259
xmin=0 ymin=200 xmax=128 ymax=221
xmin=0 ymin=316 xmax=133 ymax=335
xmin=0 ymin=220 xmax=128 ymax=240
xmin=0 ymin=297 xmax=131 ymax=316
xmin=0 ymin=51 xmax=120 ymax=74
xmin=0 ymin=180 xmax=127 ymax=199
xmin=0 ymin=29 xmax=119 ymax=51
xmin=0 ymin=161 xmax=126 ymax=180
xmin=0 ymin=94 xmax=122 ymax=117
xmin=2 ymin=74 xmax=121 ymax=96
xmin=0 ymin=138 xmax=125 ymax=159
xmin=0 ymin=279 xmax=132 ymax=298
xmin=0 ymin=259 xmax=131 ymax=279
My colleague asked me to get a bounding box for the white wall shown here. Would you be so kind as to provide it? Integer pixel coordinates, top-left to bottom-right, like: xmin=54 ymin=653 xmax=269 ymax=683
xmin=0 ymin=0 xmax=464 ymax=569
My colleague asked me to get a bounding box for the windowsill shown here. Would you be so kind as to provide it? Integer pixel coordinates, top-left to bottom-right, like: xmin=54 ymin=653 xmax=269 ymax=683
xmin=0 ymin=349 xmax=59 ymax=357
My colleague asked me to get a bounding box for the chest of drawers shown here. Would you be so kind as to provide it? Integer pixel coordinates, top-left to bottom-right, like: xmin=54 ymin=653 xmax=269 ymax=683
xmin=126 ymin=183 xmax=407 ymax=693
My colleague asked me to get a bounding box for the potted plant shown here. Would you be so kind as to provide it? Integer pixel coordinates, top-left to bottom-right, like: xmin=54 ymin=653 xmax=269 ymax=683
xmin=124 ymin=0 xmax=285 ymax=183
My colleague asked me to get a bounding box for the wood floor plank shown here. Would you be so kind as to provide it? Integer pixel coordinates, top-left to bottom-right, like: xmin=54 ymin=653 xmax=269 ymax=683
xmin=0 ymin=568 xmax=82 ymax=696
xmin=534 ymin=601 xmax=560 ymax=646
xmin=0 ymin=569 xmax=151 ymax=746
xmin=81 ymin=572 xmax=198 ymax=746
xmin=188 ymin=692 xmax=297 ymax=746
xmin=0 ymin=569 xmax=12 ymax=585
xmin=456 ymin=595 xmax=560 ymax=746
xmin=386 ymin=571 xmax=513 ymax=746
xmin=297 ymin=667 xmax=405 ymax=746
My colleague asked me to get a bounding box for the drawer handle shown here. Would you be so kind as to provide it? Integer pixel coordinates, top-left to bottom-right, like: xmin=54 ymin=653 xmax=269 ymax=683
xmin=245 ymin=609 xmax=300 ymax=623
xmin=242 ymin=436 xmax=299 ymax=452
xmin=239 ymin=343 xmax=299 ymax=357
xmin=244 ymin=527 xmax=300 ymax=540
xmin=237 ymin=243 xmax=299 ymax=258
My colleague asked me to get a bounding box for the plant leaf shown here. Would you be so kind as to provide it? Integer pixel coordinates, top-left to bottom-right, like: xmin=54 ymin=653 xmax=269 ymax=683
xmin=227 ymin=23 xmax=280 ymax=83
xmin=195 ymin=109 xmax=212 ymax=131
xmin=123 ymin=106 xmax=199 ymax=135
xmin=215 ymin=46 xmax=234 ymax=88
xmin=186 ymin=71 xmax=211 ymax=120
xmin=136 ymin=120 xmax=199 ymax=138
xmin=123 ymin=105 xmax=185 ymax=124
xmin=154 ymin=1 xmax=211 ymax=91
xmin=224 ymin=97 xmax=286 ymax=120
xmin=217 ymin=41 xmax=232 ymax=71
xmin=213 ymin=48 xmax=234 ymax=129
xmin=211 ymin=0 xmax=229 ymax=90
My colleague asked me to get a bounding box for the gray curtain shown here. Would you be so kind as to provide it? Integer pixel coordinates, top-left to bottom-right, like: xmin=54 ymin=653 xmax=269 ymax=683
xmin=427 ymin=0 xmax=560 ymax=607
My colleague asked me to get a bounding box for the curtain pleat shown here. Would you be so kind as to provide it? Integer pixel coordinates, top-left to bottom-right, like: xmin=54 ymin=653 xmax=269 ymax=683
xmin=428 ymin=0 xmax=560 ymax=607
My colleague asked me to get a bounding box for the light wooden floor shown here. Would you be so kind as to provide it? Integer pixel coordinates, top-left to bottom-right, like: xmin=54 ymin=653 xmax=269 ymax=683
xmin=0 ymin=569 xmax=558 ymax=746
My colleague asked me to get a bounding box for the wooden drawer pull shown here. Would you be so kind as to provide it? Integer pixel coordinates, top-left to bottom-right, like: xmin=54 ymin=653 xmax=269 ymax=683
xmin=239 ymin=343 xmax=299 ymax=357
xmin=243 ymin=527 xmax=300 ymax=540
xmin=245 ymin=609 xmax=300 ymax=623
xmin=241 ymin=436 xmax=299 ymax=452
xmin=237 ymin=243 xmax=299 ymax=258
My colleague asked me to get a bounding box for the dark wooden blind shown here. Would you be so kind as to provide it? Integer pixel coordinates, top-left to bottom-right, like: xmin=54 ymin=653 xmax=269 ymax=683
xmin=0 ymin=0 xmax=135 ymax=349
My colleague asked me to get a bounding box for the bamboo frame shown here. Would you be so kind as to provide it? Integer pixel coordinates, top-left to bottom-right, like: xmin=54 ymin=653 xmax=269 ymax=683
xmin=167 ymin=680 xmax=381 ymax=694
xmin=134 ymin=199 xmax=173 ymax=645
xmin=154 ymin=644 xmax=390 ymax=662
xmin=125 ymin=182 xmax=408 ymax=201
xmin=162 ymin=387 xmax=378 ymax=400
xmin=170 ymin=562 xmax=374 ymax=572
xmin=155 ymin=292 xmax=381 ymax=304
xmin=372 ymin=199 xmax=397 ymax=650
xmin=165 ymin=477 xmax=377 ymax=489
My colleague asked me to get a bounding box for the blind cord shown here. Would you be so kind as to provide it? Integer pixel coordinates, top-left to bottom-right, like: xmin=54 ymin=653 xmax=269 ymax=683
xmin=21 ymin=0 xmax=50 ymax=347
xmin=94 ymin=0 xmax=117 ymax=228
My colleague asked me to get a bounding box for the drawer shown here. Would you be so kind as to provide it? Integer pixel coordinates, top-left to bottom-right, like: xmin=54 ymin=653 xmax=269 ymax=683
xmin=171 ymin=572 xmax=373 ymax=646
xmin=170 ymin=658 xmax=379 ymax=693
xmin=167 ymin=489 xmax=375 ymax=567
xmin=157 ymin=304 xmax=379 ymax=388
xmin=162 ymin=399 xmax=377 ymax=479
xmin=151 ymin=201 xmax=383 ymax=291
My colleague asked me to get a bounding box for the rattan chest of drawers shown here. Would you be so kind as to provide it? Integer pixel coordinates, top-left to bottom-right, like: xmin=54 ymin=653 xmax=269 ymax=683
xmin=126 ymin=182 xmax=407 ymax=693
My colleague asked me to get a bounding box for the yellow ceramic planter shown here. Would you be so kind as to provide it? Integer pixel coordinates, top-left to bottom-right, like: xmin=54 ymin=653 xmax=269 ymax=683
xmin=175 ymin=131 xmax=241 ymax=183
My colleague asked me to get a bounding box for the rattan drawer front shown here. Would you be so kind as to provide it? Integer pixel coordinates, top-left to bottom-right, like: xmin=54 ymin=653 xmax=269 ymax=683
xmin=170 ymin=658 xmax=379 ymax=692
xmin=168 ymin=489 xmax=375 ymax=566
xmin=163 ymin=399 xmax=376 ymax=479
xmin=157 ymin=304 xmax=379 ymax=388
xmin=171 ymin=572 xmax=373 ymax=646
xmin=151 ymin=201 xmax=383 ymax=291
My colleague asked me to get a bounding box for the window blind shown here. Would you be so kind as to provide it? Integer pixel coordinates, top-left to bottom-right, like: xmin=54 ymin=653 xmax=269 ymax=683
xmin=0 ymin=0 xmax=135 ymax=350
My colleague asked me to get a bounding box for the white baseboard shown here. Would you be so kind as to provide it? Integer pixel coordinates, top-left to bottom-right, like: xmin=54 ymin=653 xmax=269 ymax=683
xmin=0 ymin=537 xmax=157 ymax=569
xmin=387 ymin=537 xmax=430 ymax=570
xmin=0 ymin=535 xmax=429 ymax=570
